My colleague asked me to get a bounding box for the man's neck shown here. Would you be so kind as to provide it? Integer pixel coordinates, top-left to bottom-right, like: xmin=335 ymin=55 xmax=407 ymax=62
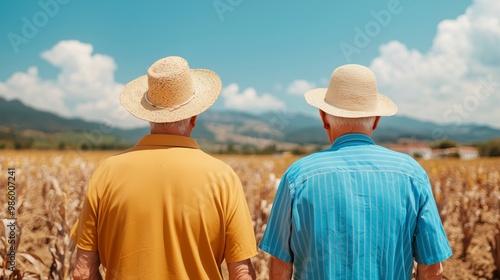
xmin=150 ymin=130 xmax=191 ymax=137
xmin=328 ymin=128 xmax=372 ymax=144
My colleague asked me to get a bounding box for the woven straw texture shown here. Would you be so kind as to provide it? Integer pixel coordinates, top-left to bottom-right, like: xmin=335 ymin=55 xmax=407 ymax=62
xmin=305 ymin=64 xmax=397 ymax=118
xmin=120 ymin=56 xmax=221 ymax=123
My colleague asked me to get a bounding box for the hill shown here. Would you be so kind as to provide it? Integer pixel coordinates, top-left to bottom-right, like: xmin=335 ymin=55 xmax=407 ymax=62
xmin=1 ymin=96 xmax=499 ymax=150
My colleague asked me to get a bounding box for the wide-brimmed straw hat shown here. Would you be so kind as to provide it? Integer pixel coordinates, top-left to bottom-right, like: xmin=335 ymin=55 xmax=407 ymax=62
xmin=305 ymin=64 xmax=397 ymax=118
xmin=120 ymin=56 xmax=222 ymax=123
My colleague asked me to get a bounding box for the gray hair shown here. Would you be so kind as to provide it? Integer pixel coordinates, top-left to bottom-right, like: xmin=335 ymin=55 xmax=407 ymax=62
xmin=325 ymin=114 xmax=376 ymax=130
xmin=150 ymin=118 xmax=191 ymax=135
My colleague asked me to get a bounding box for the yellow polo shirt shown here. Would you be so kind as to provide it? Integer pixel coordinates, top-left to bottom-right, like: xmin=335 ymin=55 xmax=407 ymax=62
xmin=71 ymin=134 xmax=257 ymax=279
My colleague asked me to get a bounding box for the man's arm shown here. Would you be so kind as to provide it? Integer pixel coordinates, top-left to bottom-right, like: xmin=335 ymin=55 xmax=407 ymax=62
xmin=416 ymin=262 xmax=443 ymax=280
xmin=73 ymin=248 xmax=103 ymax=280
xmin=269 ymin=256 xmax=292 ymax=280
xmin=227 ymin=258 xmax=256 ymax=280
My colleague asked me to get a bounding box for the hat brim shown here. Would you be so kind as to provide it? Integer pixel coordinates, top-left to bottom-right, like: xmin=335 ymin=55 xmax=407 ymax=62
xmin=304 ymin=88 xmax=398 ymax=118
xmin=120 ymin=69 xmax=222 ymax=123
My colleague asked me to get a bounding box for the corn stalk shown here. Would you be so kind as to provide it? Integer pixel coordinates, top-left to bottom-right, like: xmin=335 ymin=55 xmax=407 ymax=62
xmin=0 ymin=222 xmax=45 ymax=279
xmin=459 ymin=192 xmax=480 ymax=261
xmin=432 ymin=181 xmax=449 ymax=223
xmin=42 ymin=177 xmax=77 ymax=279
xmin=487 ymin=222 xmax=500 ymax=278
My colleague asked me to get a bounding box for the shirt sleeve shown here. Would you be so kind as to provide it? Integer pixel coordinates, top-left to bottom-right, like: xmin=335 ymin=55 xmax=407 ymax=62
xmin=224 ymin=168 xmax=258 ymax=263
xmin=71 ymin=168 xmax=102 ymax=251
xmin=258 ymin=173 xmax=294 ymax=263
xmin=413 ymin=174 xmax=452 ymax=265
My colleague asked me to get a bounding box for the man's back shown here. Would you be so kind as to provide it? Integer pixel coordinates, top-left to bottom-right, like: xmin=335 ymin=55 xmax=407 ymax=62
xmin=72 ymin=134 xmax=256 ymax=279
xmin=259 ymin=133 xmax=451 ymax=279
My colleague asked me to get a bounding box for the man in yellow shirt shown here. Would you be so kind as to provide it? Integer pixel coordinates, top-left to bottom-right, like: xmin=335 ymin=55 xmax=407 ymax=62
xmin=71 ymin=56 xmax=257 ymax=279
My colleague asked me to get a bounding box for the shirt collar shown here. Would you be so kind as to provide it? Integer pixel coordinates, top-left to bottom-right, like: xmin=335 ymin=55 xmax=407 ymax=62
xmin=134 ymin=134 xmax=200 ymax=149
xmin=330 ymin=133 xmax=374 ymax=150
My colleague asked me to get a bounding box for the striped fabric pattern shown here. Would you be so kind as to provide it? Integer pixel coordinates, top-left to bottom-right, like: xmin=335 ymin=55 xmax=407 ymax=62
xmin=259 ymin=133 xmax=452 ymax=280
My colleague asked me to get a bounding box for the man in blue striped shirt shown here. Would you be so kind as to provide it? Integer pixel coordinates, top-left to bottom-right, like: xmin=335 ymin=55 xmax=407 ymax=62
xmin=259 ymin=64 xmax=452 ymax=280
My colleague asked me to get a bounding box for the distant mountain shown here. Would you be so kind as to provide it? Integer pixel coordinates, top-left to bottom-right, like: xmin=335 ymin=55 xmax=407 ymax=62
xmin=375 ymin=115 xmax=500 ymax=143
xmin=1 ymin=96 xmax=499 ymax=149
xmin=0 ymin=97 xmax=102 ymax=132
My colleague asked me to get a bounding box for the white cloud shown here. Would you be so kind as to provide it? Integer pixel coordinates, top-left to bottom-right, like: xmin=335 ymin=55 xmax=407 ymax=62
xmin=222 ymin=83 xmax=285 ymax=111
xmin=371 ymin=0 xmax=500 ymax=128
xmin=0 ymin=40 xmax=143 ymax=128
xmin=0 ymin=67 xmax=69 ymax=116
xmin=287 ymin=79 xmax=316 ymax=95
xmin=41 ymin=40 xmax=119 ymax=100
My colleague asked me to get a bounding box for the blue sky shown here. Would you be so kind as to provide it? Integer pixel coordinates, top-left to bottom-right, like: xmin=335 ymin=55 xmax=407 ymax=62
xmin=1 ymin=0 xmax=499 ymax=129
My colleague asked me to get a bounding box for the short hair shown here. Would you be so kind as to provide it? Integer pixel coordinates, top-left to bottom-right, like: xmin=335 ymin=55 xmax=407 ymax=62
xmin=150 ymin=118 xmax=191 ymax=135
xmin=325 ymin=113 xmax=376 ymax=130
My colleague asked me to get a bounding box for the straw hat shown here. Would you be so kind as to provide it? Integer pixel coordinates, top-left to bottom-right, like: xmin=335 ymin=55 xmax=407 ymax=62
xmin=305 ymin=64 xmax=397 ymax=118
xmin=120 ymin=56 xmax=222 ymax=123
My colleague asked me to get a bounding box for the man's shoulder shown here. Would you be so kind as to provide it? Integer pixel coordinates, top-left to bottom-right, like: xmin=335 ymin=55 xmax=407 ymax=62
xmin=107 ymin=147 xmax=234 ymax=172
xmin=284 ymin=151 xmax=331 ymax=179
xmin=115 ymin=147 xmax=228 ymax=167
xmin=285 ymin=145 xmax=427 ymax=180
xmin=379 ymin=145 xmax=428 ymax=170
xmin=288 ymin=144 xmax=410 ymax=168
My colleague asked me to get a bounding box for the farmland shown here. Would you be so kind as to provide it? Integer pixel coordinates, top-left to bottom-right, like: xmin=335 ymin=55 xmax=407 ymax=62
xmin=0 ymin=150 xmax=499 ymax=279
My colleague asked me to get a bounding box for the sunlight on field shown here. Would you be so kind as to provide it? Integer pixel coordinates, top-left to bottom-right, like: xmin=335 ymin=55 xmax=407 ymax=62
xmin=0 ymin=151 xmax=499 ymax=279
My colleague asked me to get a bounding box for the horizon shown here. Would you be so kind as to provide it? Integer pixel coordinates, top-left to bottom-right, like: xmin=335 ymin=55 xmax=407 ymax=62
xmin=2 ymin=94 xmax=499 ymax=132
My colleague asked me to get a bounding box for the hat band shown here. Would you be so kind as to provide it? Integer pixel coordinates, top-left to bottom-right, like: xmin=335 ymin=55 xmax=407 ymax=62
xmin=144 ymin=92 xmax=195 ymax=111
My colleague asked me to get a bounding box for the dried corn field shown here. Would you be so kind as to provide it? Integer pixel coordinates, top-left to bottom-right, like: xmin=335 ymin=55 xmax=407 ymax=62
xmin=0 ymin=150 xmax=499 ymax=279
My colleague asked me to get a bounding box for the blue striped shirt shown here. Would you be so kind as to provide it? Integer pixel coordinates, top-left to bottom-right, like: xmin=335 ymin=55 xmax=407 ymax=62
xmin=259 ymin=133 xmax=452 ymax=279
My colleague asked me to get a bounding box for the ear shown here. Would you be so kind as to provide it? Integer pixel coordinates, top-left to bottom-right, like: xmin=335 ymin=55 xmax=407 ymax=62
xmin=319 ymin=110 xmax=330 ymax=129
xmin=372 ymin=116 xmax=381 ymax=130
xmin=190 ymin=115 xmax=197 ymax=128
